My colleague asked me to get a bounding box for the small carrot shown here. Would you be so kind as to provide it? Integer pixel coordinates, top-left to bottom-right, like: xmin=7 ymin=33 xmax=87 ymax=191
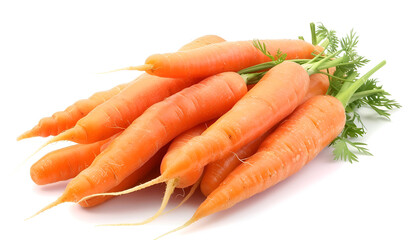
xmin=29 ymin=71 xmax=247 ymax=218
xmin=112 ymin=39 xmax=317 ymax=79
xmin=17 ymin=83 xmax=128 ymax=140
xmin=30 ymin=137 xmax=111 ymax=185
xmin=158 ymin=61 xmax=387 ymax=237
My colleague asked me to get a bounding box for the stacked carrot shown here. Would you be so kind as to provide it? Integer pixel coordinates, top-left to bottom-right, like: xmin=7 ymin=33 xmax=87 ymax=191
xmin=20 ymin=23 xmax=400 ymax=237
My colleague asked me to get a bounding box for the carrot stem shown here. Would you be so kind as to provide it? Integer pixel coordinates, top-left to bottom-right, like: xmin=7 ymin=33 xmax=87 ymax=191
xmin=335 ymin=60 xmax=386 ymax=107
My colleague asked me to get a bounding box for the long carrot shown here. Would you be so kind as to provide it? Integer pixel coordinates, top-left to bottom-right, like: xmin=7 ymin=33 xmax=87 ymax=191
xmin=17 ymin=83 xmax=128 ymax=140
xmin=29 ymin=71 xmax=247 ymax=218
xmin=112 ymin=39 xmax=316 ymax=79
xmin=158 ymin=61 xmax=386 ymax=237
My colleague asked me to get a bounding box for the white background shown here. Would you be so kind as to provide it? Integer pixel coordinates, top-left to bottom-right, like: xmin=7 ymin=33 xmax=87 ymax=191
xmin=1 ymin=1 xmax=419 ymax=240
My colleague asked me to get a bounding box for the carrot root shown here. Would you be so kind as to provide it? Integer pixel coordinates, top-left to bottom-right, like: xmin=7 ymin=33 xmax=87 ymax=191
xmin=165 ymin=178 xmax=201 ymax=214
xmin=154 ymin=217 xmax=198 ymax=240
xmin=25 ymin=196 xmax=66 ymax=220
xmin=99 ymin=178 xmax=179 ymax=227
xmin=77 ymin=175 xmax=166 ymax=204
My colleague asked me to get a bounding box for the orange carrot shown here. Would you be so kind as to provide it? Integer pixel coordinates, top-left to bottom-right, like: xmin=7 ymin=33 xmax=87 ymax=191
xmin=115 ymin=39 xmax=316 ymax=79
xmin=17 ymin=83 xmax=128 ymax=140
xmin=30 ymin=138 xmax=110 ymax=185
xmin=30 ymin=71 xmax=247 ymax=217
xmin=79 ymin=144 xmax=167 ymax=208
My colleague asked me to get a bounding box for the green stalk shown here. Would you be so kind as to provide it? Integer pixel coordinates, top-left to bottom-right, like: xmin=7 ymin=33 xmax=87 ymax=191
xmin=349 ymin=89 xmax=386 ymax=103
xmin=335 ymin=61 xmax=386 ymax=107
xmin=310 ymin=22 xmax=317 ymax=45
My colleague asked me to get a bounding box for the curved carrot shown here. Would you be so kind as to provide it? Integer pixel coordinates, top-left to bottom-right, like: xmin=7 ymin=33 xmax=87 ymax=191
xmin=116 ymin=39 xmax=316 ymax=79
xmin=31 ymin=71 xmax=247 ymax=217
xmin=17 ymin=83 xmax=128 ymax=140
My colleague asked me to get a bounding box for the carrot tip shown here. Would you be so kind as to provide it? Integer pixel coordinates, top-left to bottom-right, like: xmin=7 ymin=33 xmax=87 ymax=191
xmin=154 ymin=217 xmax=198 ymax=240
xmin=98 ymin=64 xmax=153 ymax=74
xmin=25 ymin=197 xmax=65 ymax=221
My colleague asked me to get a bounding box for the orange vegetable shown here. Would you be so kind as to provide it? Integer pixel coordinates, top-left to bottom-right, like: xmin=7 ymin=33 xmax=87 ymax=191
xmin=30 ymin=137 xmax=111 ymax=185
xmin=115 ymin=39 xmax=316 ymax=79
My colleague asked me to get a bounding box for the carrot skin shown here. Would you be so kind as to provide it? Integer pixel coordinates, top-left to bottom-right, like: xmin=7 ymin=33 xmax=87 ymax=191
xmin=59 ymin=72 xmax=247 ymax=203
xmin=30 ymin=138 xmax=110 ymax=185
xmin=193 ymin=95 xmax=346 ymax=220
xmin=145 ymin=39 xmax=316 ymax=79
xmin=78 ymin=144 xmax=167 ymax=208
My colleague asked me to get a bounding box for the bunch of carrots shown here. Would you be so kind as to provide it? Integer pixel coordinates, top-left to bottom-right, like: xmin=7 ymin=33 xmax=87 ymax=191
xmin=20 ymin=23 xmax=400 ymax=238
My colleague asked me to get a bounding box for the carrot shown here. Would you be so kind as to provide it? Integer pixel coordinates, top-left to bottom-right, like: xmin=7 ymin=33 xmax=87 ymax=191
xmin=17 ymin=83 xmax=128 ymax=140
xmin=157 ymin=61 xmax=387 ymax=237
xmin=113 ymin=39 xmax=317 ymax=79
xmin=30 ymin=138 xmax=110 ymax=185
xmin=79 ymin=144 xmax=166 ymax=208
xmin=30 ymin=71 xmax=247 ymax=218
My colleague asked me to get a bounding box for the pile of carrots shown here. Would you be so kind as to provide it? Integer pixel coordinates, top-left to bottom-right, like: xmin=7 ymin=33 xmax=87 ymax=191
xmin=20 ymin=23 xmax=399 ymax=238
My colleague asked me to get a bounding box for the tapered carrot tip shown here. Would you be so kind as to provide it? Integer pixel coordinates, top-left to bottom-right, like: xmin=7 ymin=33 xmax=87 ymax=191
xmin=98 ymin=64 xmax=154 ymax=74
xmin=154 ymin=217 xmax=199 ymax=240
xmin=16 ymin=129 xmax=37 ymax=141
xmin=98 ymin=179 xmax=178 ymax=227
xmin=25 ymin=196 xmax=66 ymax=221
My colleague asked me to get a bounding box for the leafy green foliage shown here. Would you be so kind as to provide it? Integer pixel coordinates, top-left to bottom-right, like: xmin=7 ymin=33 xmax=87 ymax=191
xmin=252 ymin=39 xmax=287 ymax=64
